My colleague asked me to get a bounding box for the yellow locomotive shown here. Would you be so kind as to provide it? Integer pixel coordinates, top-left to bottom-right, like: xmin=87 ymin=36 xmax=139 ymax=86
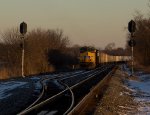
xmin=79 ymin=46 xmax=131 ymax=69
xmin=79 ymin=46 xmax=99 ymax=69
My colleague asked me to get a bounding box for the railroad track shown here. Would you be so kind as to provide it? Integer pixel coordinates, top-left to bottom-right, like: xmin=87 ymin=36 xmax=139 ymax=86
xmin=17 ymin=70 xmax=86 ymax=113
xmin=18 ymin=64 xmax=114 ymax=115
xmin=17 ymin=70 xmax=90 ymax=114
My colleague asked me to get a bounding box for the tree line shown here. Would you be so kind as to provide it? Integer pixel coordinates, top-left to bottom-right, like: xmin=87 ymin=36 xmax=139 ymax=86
xmin=126 ymin=9 xmax=150 ymax=66
xmin=0 ymin=28 xmax=79 ymax=79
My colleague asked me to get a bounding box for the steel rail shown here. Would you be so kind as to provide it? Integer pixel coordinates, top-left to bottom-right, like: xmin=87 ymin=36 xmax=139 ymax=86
xmin=57 ymin=80 xmax=75 ymax=115
xmin=19 ymin=70 xmax=85 ymax=113
xmin=25 ymin=81 xmax=45 ymax=110
xmin=69 ymin=66 xmax=109 ymax=90
xmin=17 ymin=68 xmax=102 ymax=115
xmin=18 ymin=65 xmax=111 ymax=115
xmin=68 ymin=66 xmax=114 ymax=115
xmin=60 ymin=65 xmax=106 ymax=81
xmin=17 ymin=70 xmax=90 ymax=115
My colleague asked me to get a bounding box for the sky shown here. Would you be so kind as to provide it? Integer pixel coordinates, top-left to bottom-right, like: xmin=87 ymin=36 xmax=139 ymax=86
xmin=0 ymin=0 xmax=149 ymax=48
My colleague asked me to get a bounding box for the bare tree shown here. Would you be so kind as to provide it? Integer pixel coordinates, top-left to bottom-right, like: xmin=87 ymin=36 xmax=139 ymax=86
xmin=0 ymin=28 xmax=71 ymax=79
xmin=126 ymin=7 xmax=150 ymax=66
xmin=105 ymin=43 xmax=115 ymax=51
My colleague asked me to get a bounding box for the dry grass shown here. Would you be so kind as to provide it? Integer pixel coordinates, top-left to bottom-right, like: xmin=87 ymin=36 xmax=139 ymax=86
xmin=134 ymin=64 xmax=150 ymax=73
xmin=127 ymin=61 xmax=150 ymax=73
xmin=0 ymin=67 xmax=9 ymax=79
xmin=0 ymin=64 xmax=55 ymax=80
xmin=140 ymin=66 xmax=150 ymax=73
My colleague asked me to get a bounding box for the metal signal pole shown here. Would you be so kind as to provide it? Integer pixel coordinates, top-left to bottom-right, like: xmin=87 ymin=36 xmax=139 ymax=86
xmin=20 ymin=22 xmax=27 ymax=77
xmin=128 ymin=20 xmax=136 ymax=76
xmin=21 ymin=35 xmax=25 ymax=77
xmin=131 ymin=37 xmax=134 ymax=76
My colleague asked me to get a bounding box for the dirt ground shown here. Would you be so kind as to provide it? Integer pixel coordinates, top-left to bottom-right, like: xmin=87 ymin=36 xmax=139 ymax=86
xmin=94 ymin=67 xmax=139 ymax=115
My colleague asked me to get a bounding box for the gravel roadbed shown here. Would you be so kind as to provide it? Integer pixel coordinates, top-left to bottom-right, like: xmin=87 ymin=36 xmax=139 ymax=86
xmin=94 ymin=67 xmax=138 ymax=115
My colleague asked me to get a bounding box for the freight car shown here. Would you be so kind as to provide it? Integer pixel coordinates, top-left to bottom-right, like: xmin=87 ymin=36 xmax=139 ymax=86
xmin=79 ymin=46 xmax=131 ymax=69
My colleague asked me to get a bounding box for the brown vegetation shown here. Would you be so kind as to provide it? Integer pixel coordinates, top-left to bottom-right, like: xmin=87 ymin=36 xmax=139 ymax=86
xmin=104 ymin=43 xmax=128 ymax=56
xmin=0 ymin=28 xmax=79 ymax=79
xmin=126 ymin=9 xmax=150 ymax=67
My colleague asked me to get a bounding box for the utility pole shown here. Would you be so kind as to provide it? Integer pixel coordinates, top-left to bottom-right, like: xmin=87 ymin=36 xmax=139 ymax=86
xmin=128 ymin=20 xmax=136 ymax=76
xmin=20 ymin=22 xmax=27 ymax=77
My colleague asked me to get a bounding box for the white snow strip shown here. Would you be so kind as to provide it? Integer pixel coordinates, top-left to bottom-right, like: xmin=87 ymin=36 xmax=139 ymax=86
xmin=119 ymin=106 xmax=135 ymax=110
xmin=137 ymin=106 xmax=150 ymax=115
xmin=37 ymin=110 xmax=58 ymax=115
xmin=120 ymin=92 xmax=123 ymax=96
xmin=47 ymin=111 xmax=58 ymax=115
xmin=135 ymin=97 xmax=150 ymax=103
xmin=123 ymin=91 xmax=132 ymax=96
xmin=122 ymin=85 xmax=137 ymax=92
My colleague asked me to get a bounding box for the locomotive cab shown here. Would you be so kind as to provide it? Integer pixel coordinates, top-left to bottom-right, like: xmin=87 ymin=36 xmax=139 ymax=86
xmin=79 ymin=46 xmax=97 ymax=69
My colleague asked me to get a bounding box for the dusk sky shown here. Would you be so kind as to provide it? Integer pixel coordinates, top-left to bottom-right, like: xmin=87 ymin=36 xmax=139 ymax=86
xmin=0 ymin=0 xmax=148 ymax=48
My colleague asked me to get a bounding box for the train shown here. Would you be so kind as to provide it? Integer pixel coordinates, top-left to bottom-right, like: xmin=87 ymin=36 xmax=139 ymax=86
xmin=79 ymin=46 xmax=131 ymax=69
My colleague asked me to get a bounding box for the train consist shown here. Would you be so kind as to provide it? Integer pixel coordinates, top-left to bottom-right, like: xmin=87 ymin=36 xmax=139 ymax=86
xmin=79 ymin=46 xmax=131 ymax=69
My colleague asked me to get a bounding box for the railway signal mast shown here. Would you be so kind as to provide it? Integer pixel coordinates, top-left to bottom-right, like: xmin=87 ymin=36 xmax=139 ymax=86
xmin=20 ymin=22 xmax=27 ymax=77
xmin=128 ymin=20 xmax=136 ymax=76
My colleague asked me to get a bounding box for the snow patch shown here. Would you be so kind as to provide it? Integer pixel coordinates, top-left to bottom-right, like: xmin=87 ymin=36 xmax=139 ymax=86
xmin=128 ymin=79 xmax=150 ymax=94
xmin=137 ymin=106 xmax=150 ymax=115
xmin=123 ymin=64 xmax=150 ymax=114
xmin=122 ymin=85 xmax=137 ymax=92
xmin=120 ymin=92 xmax=123 ymax=96
xmin=37 ymin=110 xmax=58 ymax=115
xmin=119 ymin=105 xmax=134 ymax=110
xmin=0 ymin=81 xmax=28 ymax=99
